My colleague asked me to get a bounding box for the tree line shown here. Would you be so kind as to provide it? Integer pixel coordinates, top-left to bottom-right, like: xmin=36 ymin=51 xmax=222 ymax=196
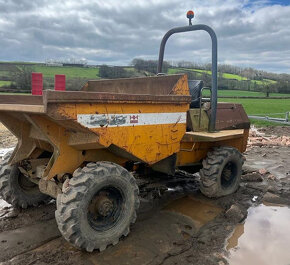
xmin=4 ymin=59 xmax=290 ymax=94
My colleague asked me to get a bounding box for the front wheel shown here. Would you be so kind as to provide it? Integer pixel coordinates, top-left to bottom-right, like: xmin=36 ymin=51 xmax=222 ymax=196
xmin=199 ymin=147 xmax=243 ymax=198
xmin=55 ymin=161 xmax=140 ymax=252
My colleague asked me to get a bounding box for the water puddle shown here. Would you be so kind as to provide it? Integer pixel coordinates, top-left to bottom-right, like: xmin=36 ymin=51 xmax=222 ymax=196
xmin=226 ymin=203 xmax=290 ymax=265
xmin=0 ymin=219 xmax=60 ymax=262
xmin=164 ymin=196 xmax=222 ymax=228
xmin=0 ymin=199 xmax=11 ymax=209
xmin=0 ymin=147 xmax=14 ymax=158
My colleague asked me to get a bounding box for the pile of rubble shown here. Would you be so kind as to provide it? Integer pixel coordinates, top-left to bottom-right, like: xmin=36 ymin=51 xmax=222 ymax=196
xmin=248 ymin=127 xmax=290 ymax=148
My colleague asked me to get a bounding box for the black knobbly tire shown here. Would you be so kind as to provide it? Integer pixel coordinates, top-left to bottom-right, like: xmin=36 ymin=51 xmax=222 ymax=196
xmin=199 ymin=146 xmax=243 ymax=198
xmin=55 ymin=161 xmax=140 ymax=252
xmin=0 ymin=151 xmax=49 ymax=208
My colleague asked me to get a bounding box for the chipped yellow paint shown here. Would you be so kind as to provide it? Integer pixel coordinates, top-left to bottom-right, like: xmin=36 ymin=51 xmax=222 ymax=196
xmin=51 ymin=103 xmax=189 ymax=164
xmin=171 ymin=74 xmax=190 ymax=95
xmin=28 ymin=115 xmax=126 ymax=179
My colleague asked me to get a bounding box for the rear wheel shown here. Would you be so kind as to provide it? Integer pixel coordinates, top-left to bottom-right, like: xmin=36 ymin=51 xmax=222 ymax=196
xmin=199 ymin=147 xmax=243 ymax=198
xmin=55 ymin=161 xmax=140 ymax=252
xmin=0 ymin=152 xmax=49 ymax=208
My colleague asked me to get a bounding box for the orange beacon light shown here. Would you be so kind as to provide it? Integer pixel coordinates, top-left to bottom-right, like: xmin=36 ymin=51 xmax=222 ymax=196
xmin=186 ymin=10 xmax=194 ymax=25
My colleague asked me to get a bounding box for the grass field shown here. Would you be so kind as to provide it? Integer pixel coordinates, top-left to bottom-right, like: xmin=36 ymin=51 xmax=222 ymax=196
xmin=0 ymin=81 xmax=12 ymax=87
xmin=124 ymin=67 xmax=135 ymax=72
xmin=222 ymin=72 xmax=248 ymax=81
xmin=248 ymin=119 xmax=287 ymax=127
xmin=219 ymin=98 xmax=290 ymax=118
xmin=0 ymin=62 xmax=281 ymax=89
xmin=33 ymin=65 xmax=100 ymax=79
xmin=0 ymin=92 xmax=29 ymax=95
xmin=202 ymin=89 xmax=289 ymax=97
xmin=0 ymin=64 xmax=101 ymax=87
xmin=220 ymin=97 xmax=290 ymax=126
xmin=168 ymin=68 xmax=203 ymax=76
xmin=168 ymin=67 xmax=277 ymax=85
xmin=0 ymin=71 xmax=11 ymax=76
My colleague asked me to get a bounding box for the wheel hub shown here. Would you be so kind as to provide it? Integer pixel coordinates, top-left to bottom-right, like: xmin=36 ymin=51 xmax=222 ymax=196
xmin=96 ymin=196 xmax=114 ymax=217
xmin=221 ymin=161 xmax=237 ymax=188
xmin=222 ymin=168 xmax=232 ymax=181
xmin=87 ymin=186 xmax=124 ymax=231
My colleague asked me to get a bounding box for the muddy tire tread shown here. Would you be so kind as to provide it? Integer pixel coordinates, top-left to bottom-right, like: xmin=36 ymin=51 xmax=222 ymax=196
xmin=0 ymin=151 xmax=49 ymax=208
xmin=199 ymin=146 xmax=243 ymax=198
xmin=55 ymin=161 xmax=139 ymax=252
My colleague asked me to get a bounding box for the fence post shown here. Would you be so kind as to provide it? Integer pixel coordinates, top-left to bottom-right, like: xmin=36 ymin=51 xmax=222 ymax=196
xmin=55 ymin=75 xmax=66 ymax=91
xmin=286 ymin=112 xmax=289 ymax=122
xmin=31 ymin=73 xmax=43 ymax=95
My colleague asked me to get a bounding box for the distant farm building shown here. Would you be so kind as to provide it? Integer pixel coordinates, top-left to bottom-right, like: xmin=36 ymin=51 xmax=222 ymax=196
xmin=45 ymin=58 xmax=88 ymax=67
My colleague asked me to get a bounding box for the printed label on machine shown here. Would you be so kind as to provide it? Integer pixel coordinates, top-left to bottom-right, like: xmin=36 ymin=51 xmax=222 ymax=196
xmin=77 ymin=112 xmax=186 ymax=128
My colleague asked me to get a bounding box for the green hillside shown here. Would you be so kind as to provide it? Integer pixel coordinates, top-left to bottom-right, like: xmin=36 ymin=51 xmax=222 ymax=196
xmin=0 ymin=62 xmax=280 ymax=87
xmin=0 ymin=61 xmax=288 ymax=126
xmin=202 ymin=89 xmax=289 ymax=97
xmin=168 ymin=67 xmax=276 ymax=85
xmin=33 ymin=65 xmax=99 ymax=79
xmin=0 ymin=62 xmax=288 ymax=97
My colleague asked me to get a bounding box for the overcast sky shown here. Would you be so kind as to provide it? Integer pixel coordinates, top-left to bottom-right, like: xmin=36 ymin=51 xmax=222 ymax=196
xmin=0 ymin=0 xmax=289 ymax=73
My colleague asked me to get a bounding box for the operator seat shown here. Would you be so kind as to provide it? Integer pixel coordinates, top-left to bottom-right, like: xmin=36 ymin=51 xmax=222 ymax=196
xmin=188 ymin=80 xmax=204 ymax=108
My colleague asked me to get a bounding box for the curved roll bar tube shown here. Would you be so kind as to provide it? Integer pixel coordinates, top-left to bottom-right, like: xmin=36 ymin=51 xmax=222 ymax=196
xmin=157 ymin=24 xmax=218 ymax=132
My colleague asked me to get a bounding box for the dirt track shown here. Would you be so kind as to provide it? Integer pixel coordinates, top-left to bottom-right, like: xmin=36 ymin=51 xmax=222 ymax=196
xmin=0 ymin=124 xmax=17 ymax=149
xmin=0 ymin=125 xmax=290 ymax=265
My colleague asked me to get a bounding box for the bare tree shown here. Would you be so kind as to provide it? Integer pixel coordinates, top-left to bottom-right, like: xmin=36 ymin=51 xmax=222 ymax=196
xmin=10 ymin=65 xmax=34 ymax=90
xmin=132 ymin=58 xmax=170 ymax=74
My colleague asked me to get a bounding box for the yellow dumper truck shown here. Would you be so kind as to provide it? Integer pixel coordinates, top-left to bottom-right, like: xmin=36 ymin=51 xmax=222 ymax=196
xmin=0 ymin=13 xmax=249 ymax=252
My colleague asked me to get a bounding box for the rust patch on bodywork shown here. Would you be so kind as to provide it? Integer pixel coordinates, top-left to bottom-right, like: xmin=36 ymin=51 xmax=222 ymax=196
xmin=207 ymin=103 xmax=250 ymax=130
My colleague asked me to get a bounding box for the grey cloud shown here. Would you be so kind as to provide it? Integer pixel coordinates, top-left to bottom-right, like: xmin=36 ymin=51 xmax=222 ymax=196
xmin=0 ymin=0 xmax=289 ymax=72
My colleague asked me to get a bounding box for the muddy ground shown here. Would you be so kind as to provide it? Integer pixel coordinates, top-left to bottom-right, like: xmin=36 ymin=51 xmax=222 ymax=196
xmin=0 ymin=124 xmax=17 ymax=149
xmin=0 ymin=125 xmax=289 ymax=265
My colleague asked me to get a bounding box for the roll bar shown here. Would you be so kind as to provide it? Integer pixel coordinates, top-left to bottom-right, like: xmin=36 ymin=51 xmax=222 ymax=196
xmin=157 ymin=24 xmax=218 ymax=132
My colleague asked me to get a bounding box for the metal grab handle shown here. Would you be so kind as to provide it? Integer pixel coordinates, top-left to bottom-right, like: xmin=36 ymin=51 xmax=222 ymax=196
xmin=157 ymin=24 xmax=218 ymax=132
